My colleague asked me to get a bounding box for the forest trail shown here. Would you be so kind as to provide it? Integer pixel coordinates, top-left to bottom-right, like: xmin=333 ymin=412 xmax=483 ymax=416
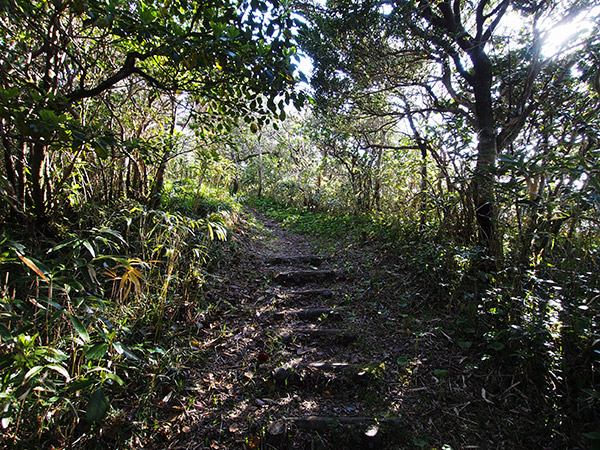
xmin=162 ymin=210 xmax=536 ymax=450
xmin=166 ymin=210 xmax=413 ymax=449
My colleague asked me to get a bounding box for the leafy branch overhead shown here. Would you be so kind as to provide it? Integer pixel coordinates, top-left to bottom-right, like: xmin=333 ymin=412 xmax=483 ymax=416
xmin=299 ymin=0 xmax=600 ymax=256
xmin=0 ymin=0 xmax=304 ymax=219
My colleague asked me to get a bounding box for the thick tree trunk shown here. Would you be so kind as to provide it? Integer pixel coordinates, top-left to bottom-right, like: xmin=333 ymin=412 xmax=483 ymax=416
xmin=470 ymin=48 xmax=501 ymax=262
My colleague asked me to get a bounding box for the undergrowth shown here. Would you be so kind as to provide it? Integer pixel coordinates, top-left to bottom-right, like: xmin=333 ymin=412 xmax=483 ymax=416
xmin=0 ymin=189 xmax=239 ymax=448
xmin=249 ymin=195 xmax=600 ymax=449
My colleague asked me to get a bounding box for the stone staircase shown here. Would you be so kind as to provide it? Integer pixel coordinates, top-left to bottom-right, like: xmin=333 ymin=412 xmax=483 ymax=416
xmin=256 ymin=251 xmax=401 ymax=449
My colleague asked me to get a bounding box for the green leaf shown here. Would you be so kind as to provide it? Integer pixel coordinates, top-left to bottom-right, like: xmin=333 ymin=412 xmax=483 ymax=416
xmin=82 ymin=240 xmax=96 ymax=258
xmin=48 ymin=237 xmax=78 ymax=253
xmin=105 ymin=372 xmax=125 ymax=386
xmin=488 ymin=342 xmax=505 ymax=351
xmin=67 ymin=377 xmax=95 ymax=392
xmin=0 ymin=324 xmax=11 ymax=340
xmin=413 ymin=438 xmax=427 ymax=448
xmin=86 ymin=388 xmax=109 ymax=423
xmin=46 ymin=364 xmax=70 ymax=381
xmin=15 ymin=254 xmax=49 ymax=281
xmin=95 ymin=227 xmax=127 ymax=247
xmin=0 ymin=87 xmax=20 ymax=100
xmin=93 ymin=141 xmax=109 ymax=159
xmin=24 ymin=365 xmax=44 ymax=380
xmin=113 ymin=342 xmax=139 ymax=361
xmin=69 ymin=314 xmax=90 ymax=343
xmin=458 ymin=341 xmax=472 ymax=349
xmin=85 ymin=343 xmax=109 ymax=361
xmin=39 ymin=109 xmax=63 ymax=124
xmin=433 ymin=369 xmax=448 ymax=377
xmin=396 ymin=356 xmax=409 ymax=366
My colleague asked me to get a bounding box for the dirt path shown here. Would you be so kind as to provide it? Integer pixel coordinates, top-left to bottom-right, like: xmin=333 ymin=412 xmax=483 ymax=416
xmin=156 ymin=210 xmax=541 ymax=450
xmin=155 ymin=211 xmax=405 ymax=449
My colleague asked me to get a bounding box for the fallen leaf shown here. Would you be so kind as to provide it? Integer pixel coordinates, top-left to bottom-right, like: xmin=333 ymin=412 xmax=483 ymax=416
xmin=247 ymin=435 xmax=260 ymax=449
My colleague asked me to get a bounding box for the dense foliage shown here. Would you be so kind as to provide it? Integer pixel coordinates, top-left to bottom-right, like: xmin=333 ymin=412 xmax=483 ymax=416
xmin=0 ymin=0 xmax=303 ymax=222
xmin=0 ymin=0 xmax=300 ymax=446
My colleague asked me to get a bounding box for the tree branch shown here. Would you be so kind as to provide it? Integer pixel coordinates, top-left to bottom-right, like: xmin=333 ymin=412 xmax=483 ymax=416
xmin=441 ymin=60 xmax=474 ymax=111
xmin=475 ymin=0 xmax=489 ymax=43
xmin=481 ymin=0 xmax=510 ymax=43
xmin=66 ymin=51 xmax=155 ymax=104
xmin=363 ymin=143 xmax=421 ymax=151
xmin=237 ymin=151 xmax=280 ymax=162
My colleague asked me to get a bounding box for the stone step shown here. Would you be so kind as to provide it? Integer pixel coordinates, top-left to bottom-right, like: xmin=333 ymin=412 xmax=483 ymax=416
xmin=287 ymin=288 xmax=334 ymax=298
xmin=281 ymin=328 xmax=358 ymax=344
xmin=273 ymin=307 xmax=344 ymax=321
xmin=272 ymin=360 xmax=384 ymax=383
xmin=265 ymin=255 xmax=330 ymax=266
xmin=266 ymin=416 xmax=402 ymax=446
xmin=285 ymin=415 xmax=402 ymax=430
xmin=273 ymin=269 xmax=338 ymax=286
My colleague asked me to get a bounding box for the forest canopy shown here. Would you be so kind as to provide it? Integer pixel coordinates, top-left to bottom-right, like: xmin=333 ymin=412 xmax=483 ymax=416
xmin=0 ymin=0 xmax=304 ymax=221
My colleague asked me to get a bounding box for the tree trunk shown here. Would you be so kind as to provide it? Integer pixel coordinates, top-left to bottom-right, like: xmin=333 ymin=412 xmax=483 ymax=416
xmin=149 ymin=97 xmax=177 ymax=208
xmin=257 ymin=135 xmax=263 ymax=198
xmin=406 ymin=112 xmax=428 ymax=229
xmin=373 ymin=144 xmax=383 ymax=211
xmin=470 ymin=48 xmax=501 ymax=262
xmin=29 ymin=141 xmax=47 ymax=220
xmin=149 ymin=152 xmax=168 ymax=208
xmin=1 ymin=121 xmax=17 ymax=197
xmin=1 ymin=123 xmax=27 ymax=210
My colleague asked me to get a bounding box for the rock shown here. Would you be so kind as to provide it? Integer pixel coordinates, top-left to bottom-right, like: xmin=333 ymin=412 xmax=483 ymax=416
xmin=266 ymin=420 xmax=287 ymax=447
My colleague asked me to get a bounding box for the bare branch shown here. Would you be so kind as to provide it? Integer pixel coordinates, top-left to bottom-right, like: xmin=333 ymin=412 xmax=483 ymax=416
xmin=441 ymin=61 xmax=474 ymax=111
xmin=481 ymin=0 xmax=510 ymax=43
xmin=475 ymin=0 xmax=489 ymax=42
xmin=66 ymin=51 xmax=155 ymax=104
